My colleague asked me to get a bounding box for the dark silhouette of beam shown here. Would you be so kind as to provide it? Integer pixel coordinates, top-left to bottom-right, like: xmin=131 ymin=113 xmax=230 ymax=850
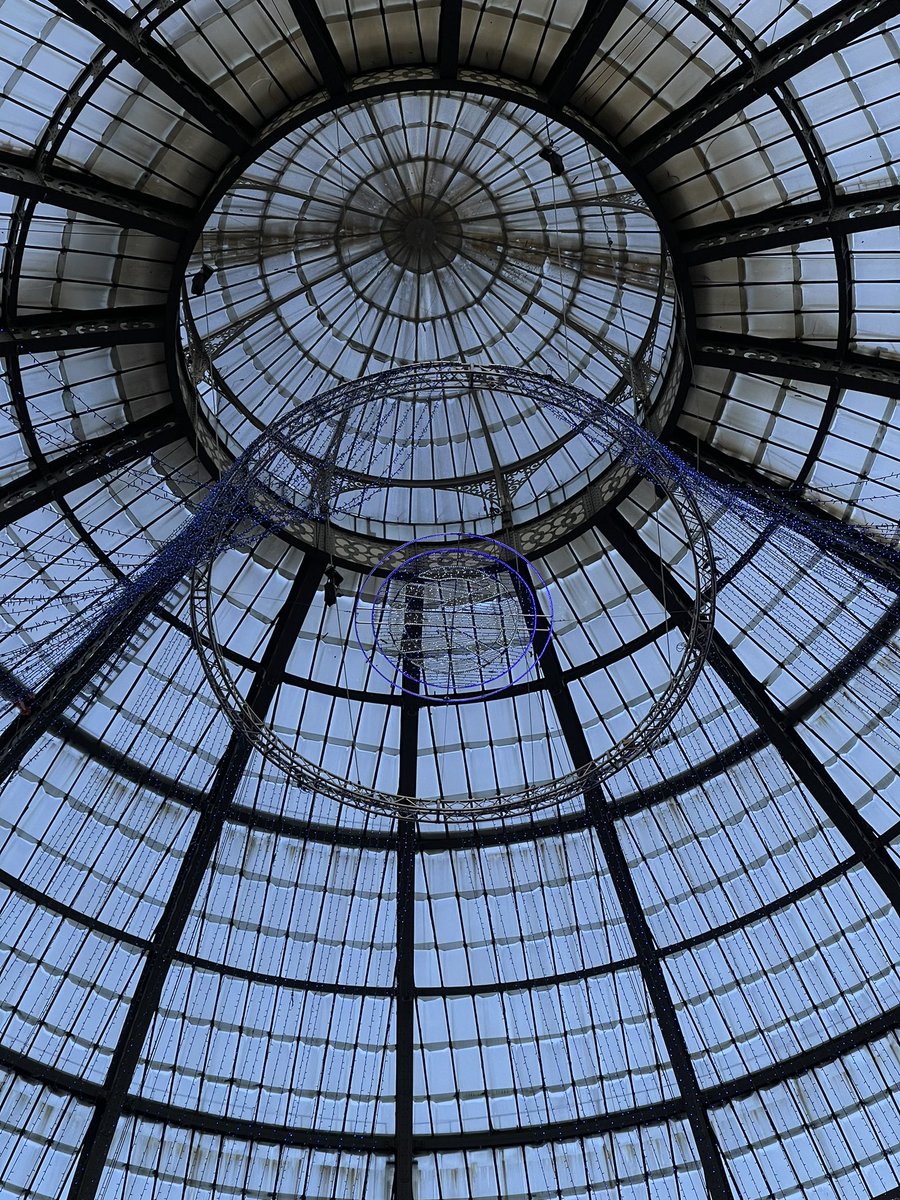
xmin=51 ymin=0 xmax=253 ymax=151
xmin=632 ymin=0 xmax=900 ymax=172
xmin=694 ymin=329 xmax=900 ymax=401
xmin=800 ymin=229 xmax=852 ymax=490
xmin=543 ymin=0 xmax=630 ymax=105
xmin=683 ymin=182 xmax=900 ymax=263
xmin=287 ymin=0 xmax=347 ymax=95
xmin=0 ymin=409 xmax=178 ymax=529
xmin=599 ymin=506 xmax=900 ymax=918
xmin=2 ymin=993 xmax=896 ymax=1157
xmin=0 ymin=1044 xmax=104 ymax=1103
xmin=393 ymin=597 xmax=420 ymax=1200
xmin=66 ymin=551 xmax=326 ymax=1200
xmin=518 ymin=585 xmax=736 ymax=1199
xmin=0 ymin=580 xmax=178 ymax=781
xmin=671 ymin=431 xmax=900 ymax=593
xmin=0 ymin=305 xmax=166 ymax=355
xmin=437 ymin=0 xmax=462 ymax=78
xmin=0 ymin=150 xmax=192 ymax=239
xmin=124 ymin=1089 xmax=681 ymax=1151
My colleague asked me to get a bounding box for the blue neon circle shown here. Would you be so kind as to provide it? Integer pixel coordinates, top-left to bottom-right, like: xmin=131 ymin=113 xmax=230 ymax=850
xmin=372 ymin=548 xmax=537 ymax=690
xmin=355 ymin=533 xmax=554 ymax=703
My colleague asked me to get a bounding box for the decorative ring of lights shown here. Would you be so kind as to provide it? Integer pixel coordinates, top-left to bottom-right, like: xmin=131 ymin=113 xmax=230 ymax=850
xmin=355 ymin=534 xmax=553 ymax=702
xmin=189 ymin=362 xmax=716 ymax=822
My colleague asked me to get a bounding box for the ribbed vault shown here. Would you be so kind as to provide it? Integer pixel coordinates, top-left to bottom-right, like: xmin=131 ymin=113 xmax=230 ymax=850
xmin=1 ymin=0 xmax=900 ymax=1198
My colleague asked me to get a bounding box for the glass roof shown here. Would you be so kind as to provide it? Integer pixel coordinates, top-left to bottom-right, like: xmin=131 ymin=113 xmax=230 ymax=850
xmin=182 ymin=90 xmax=676 ymax=455
xmin=1 ymin=0 xmax=900 ymax=1197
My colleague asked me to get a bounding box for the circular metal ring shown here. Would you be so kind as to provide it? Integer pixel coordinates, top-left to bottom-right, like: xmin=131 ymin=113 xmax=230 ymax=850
xmin=190 ymin=362 xmax=715 ymax=822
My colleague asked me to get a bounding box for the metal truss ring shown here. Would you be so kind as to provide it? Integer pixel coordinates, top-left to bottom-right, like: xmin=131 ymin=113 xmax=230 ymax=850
xmin=190 ymin=362 xmax=716 ymax=822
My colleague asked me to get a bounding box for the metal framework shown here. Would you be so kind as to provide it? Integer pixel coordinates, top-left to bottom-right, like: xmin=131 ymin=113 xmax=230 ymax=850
xmin=1 ymin=4 xmax=900 ymax=1191
xmin=542 ymin=0 xmax=630 ymax=105
xmin=38 ymin=553 xmax=899 ymax=855
xmin=1 ymin=994 xmax=896 ymax=1157
xmin=0 ymin=305 xmax=166 ymax=355
xmin=189 ymin=364 xmax=715 ymax=821
xmin=0 ymin=568 xmax=188 ymax=786
xmin=631 ymin=0 xmax=900 ymax=172
xmin=516 ymin=577 xmax=736 ymax=1197
xmin=672 ymin=432 xmax=900 ymax=593
xmin=598 ymin=506 xmax=900 ymax=921
xmin=0 ymin=149 xmax=193 ymax=239
xmin=436 ymin=0 xmax=462 ymax=78
xmin=286 ymin=0 xmax=347 ymax=95
xmin=683 ymin=182 xmax=900 ymax=263
xmin=394 ymin=596 xmax=421 ymax=1200
xmin=50 ymin=0 xmax=254 ymax=151
xmin=694 ymin=329 xmax=900 ymax=400
xmin=0 ymin=409 xmax=178 ymax=529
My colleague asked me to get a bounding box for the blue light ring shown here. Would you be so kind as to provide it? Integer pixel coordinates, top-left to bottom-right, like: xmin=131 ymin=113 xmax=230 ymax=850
xmin=353 ymin=533 xmax=553 ymax=704
xmin=368 ymin=548 xmax=538 ymax=697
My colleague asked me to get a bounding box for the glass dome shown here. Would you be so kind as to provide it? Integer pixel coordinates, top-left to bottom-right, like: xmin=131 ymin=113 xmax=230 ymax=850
xmin=1 ymin=0 xmax=899 ymax=1198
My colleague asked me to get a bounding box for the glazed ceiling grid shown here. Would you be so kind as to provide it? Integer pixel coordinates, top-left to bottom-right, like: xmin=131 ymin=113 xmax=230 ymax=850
xmin=2 ymin=0 xmax=900 ymax=1197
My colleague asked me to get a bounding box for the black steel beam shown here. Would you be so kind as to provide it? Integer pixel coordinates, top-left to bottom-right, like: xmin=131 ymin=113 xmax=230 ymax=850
xmin=437 ymin=0 xmax=463 ymax=78
xmin=599 ymin=506 xmax=900 ymax=918
xmin=789 ymin=598 xmax=900 ymax=722
xmin=124 ymin=1090 xmax=682 ymax=1152
xmin=52 ymin=714 xmax=400 ymax=849
xmin=66 ymin=550 xmax=326 ymax=1200
xmin=0 ymin=304 xmax=166 ymax=355
xmin=51 ymin=0 xmax=253 ymax=151
xmin=523 ymin=589 xmax=736 ymax=1199
xmin=394 ymin=599 xmax=420 ymax=1200
xmin=394 ymin=823 xmax=416 ymax=1200
xmin=0 ymin=1043 xmax=104 ymax=1104
xmin=682 ymin=182 xmax=900 ymax=263
xmin=700 ymin=1004 xmax=900 ymax=1107
xmin=0 ymin=857 xmax=147 ymax=951
xmin=0 ymin=150 xmax=192 ymax=239
xmin=0 ymin=446 xmax=262 ymax=774
xmin=0 ymin=579 xmax=177 ymax=781
xmin=3 ymin=995 xmax=896 ymax=1159
xmin=542 ymin=0 xmax=630 ymax=105
xmin=631 ymin=0 xmax=900 ymax=172
xmin=694 ymin=329 xmax=900 ymax=400
xmin=0 ymin=408 xmax=179 ymax=529
xmin=797 ymin=221 xmax=853 ymax=489
xmin=125 ymin=1093 xmax=396 ymax=1151
xmin=711 ymin=632 xmax=900 ymax=915
xmin=287 ymin=0 xmax=347 ymax=95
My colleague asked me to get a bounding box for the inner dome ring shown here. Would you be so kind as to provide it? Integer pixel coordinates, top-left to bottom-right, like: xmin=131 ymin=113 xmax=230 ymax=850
xmin=174 ymin=76 xmax=686 ymax=550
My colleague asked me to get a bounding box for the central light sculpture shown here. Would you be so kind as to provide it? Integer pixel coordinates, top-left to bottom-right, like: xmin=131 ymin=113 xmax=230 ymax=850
xmin=358 ymin=534 xmax=552 ymax=702
xmin=189 ymin=362 xmax=715 ymax=822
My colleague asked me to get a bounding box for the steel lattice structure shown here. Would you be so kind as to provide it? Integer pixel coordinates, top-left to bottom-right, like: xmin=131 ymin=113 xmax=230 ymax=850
xmin=189 ymin=363 xmax=716 ymax=820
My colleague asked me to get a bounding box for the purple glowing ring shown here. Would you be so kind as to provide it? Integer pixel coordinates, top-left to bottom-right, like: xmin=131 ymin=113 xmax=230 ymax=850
xmin=371 ymin=550 xmax=537 ymax=697
xmin=354 ymin=533 xmax=554 ymax=703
